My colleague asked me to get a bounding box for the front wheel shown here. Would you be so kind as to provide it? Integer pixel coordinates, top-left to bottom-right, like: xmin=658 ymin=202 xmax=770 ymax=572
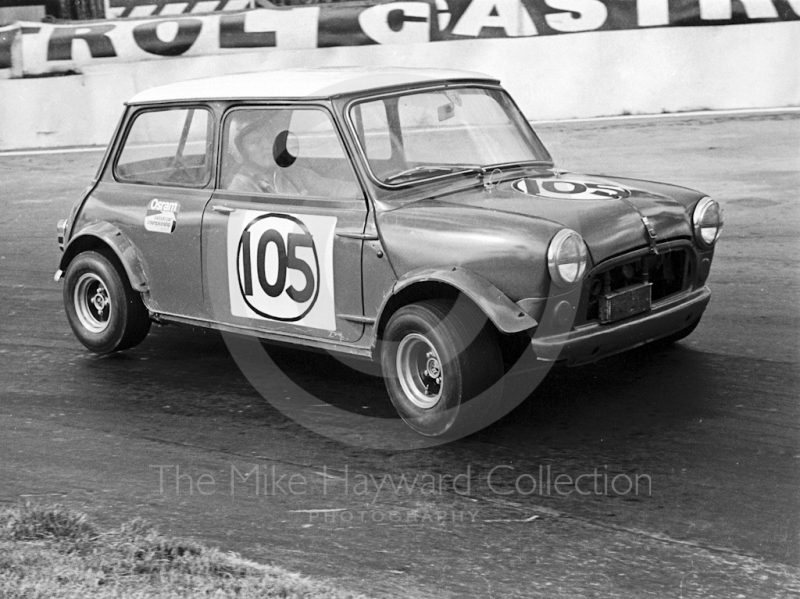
xmin=381 ymin=299 xmax=503 ymax=437
xmin=63 ymin=250 xmax=151 ymax=353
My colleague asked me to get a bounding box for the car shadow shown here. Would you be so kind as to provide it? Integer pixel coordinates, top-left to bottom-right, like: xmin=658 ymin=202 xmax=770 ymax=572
xmin=93 ymin=323 xmax=720 ymax=446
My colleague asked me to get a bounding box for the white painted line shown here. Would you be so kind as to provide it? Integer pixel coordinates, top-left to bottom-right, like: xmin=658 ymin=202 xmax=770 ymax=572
xmin=0 ymin=146 xmax=106 ymax=157
xmin=484 ymin=515 xmax=540 ymax=523
xmin=531 ymin=106 xmax=800 ymax=125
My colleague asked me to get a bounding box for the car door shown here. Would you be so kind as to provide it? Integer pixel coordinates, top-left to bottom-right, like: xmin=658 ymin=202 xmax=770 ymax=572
xmin=202 ymin=105 xmax=368 ymax=344
xmin=104 ymin=105 xmax=214 ymax=318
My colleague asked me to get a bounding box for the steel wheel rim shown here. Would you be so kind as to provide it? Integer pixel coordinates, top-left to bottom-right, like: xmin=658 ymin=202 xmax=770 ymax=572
xmin=396 ymin=333 xmax=443 ymax=409
xmin=74 ymin=273 xmax=111 ymax=334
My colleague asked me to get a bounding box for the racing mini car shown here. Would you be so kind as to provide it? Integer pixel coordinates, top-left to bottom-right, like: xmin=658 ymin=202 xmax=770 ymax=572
xmin=56 ymin=67 xmax=722 ymax=437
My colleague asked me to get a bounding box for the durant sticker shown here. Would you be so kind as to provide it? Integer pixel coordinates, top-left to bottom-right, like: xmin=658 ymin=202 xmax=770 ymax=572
xmin=145 ymin=198 xmax=180 ymax=234
xmin=227 ymin=210 xmax=337 ymax=331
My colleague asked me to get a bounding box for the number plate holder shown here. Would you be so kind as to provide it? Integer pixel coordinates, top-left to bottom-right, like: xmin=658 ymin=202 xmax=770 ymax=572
xmin=598 ymin=283 xmax=652 ymax=324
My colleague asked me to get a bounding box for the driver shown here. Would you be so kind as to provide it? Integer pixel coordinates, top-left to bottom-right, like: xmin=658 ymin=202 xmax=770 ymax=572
xmin=227 ymin=111 xmax=360 ymax=199
xmin=228 ymin=113 xmax=301 ymax=195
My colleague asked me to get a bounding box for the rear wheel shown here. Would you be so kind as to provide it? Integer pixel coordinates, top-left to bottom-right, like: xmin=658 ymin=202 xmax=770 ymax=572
xmin=381 ymin=299 xmax=503 ymax=437
xmin=63 ymin=250 xmax=150 ymax=353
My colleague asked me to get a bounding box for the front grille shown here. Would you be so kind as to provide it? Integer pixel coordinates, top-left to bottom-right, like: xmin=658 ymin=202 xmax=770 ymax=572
xmin=581 ymin=249 xmax=690 ymax=324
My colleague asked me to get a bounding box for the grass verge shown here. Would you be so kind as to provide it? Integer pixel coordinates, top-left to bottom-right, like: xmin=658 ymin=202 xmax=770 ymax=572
xmin=0 ymin=503 xmax=366 ymax=598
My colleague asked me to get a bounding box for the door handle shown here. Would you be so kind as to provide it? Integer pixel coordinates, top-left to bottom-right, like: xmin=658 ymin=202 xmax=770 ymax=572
xmin=212 ymin=205 xmax=236 ymax=214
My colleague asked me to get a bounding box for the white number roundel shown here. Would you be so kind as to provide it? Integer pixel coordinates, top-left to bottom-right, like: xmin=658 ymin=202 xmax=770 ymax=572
xmin=227 ymin=211 xmax=337 ymax=331
xmin=237 ymin=213 xmax=320 ymax=321
xmin=514 ymin=177 xmax=631 ymax=200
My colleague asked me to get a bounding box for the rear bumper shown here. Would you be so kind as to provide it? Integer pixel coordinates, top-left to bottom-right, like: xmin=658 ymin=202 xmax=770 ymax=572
xmin=530 ymin=286 xmax=711 ymax=365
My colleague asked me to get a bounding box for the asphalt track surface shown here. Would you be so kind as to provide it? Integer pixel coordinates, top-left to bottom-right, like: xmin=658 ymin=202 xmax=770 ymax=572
xmin=1 ymin=111 xmax=799 ymax=598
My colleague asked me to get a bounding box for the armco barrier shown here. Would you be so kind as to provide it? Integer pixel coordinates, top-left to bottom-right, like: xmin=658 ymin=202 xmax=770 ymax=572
xmin=0 ymin=14 xmax=798 ymax=148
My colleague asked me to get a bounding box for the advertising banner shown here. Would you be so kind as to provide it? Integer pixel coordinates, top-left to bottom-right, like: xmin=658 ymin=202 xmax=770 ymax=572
xmin=2 ymin=0 xmax=799 ymax=76
xmin=105 ymin=0 xmax=254 ymax=19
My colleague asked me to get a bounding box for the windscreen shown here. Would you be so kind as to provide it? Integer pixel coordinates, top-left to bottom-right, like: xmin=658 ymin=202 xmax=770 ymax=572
xmin=350 ymin=87 xmax=551 ymax=185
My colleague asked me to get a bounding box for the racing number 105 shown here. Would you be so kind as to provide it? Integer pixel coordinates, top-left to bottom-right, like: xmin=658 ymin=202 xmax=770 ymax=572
xmin=232 ymin=212 xmax=328 ymax=324
xmin=241 ymin=229 xmax=315 ymax=303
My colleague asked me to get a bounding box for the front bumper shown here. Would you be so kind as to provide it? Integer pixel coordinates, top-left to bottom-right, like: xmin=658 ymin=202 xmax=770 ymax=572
xmin=530 ymin=286 xmax=711 ymax=365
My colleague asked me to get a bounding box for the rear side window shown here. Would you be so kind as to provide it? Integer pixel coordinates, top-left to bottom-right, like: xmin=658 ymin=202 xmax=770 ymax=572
xmin=115 ymin=107 xmax=212 ymax=187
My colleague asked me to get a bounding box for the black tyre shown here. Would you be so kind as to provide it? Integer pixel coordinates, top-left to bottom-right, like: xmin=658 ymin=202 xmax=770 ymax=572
xmin=63 ymin=250 xmax=151 ymax=354
xmin=381 ymin=299 xmax=503 ymax=437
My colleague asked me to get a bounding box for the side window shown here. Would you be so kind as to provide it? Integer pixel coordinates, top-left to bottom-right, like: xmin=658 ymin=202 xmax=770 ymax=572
xmin=221 ymin=107 xmax=362 ymax=200
xmin=115 ymin=108 xmax=212 ymax=187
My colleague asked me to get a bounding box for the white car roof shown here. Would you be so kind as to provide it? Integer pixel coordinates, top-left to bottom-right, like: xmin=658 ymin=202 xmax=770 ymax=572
xmin=128 ymin=67 xmax=498 ymax=104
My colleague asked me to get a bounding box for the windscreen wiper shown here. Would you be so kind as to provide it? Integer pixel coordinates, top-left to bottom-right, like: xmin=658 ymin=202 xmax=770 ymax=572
xmin=384 ymin=164 xmax=485 ymax=184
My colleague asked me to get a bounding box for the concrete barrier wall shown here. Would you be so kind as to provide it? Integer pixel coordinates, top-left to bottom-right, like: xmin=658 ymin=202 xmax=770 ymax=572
xmin=0 ymin=21 xmax=797 ymax=150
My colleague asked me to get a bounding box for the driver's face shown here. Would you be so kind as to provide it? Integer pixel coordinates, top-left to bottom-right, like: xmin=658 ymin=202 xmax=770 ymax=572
xmin=241 ymin=129 xmax=273 ymax=170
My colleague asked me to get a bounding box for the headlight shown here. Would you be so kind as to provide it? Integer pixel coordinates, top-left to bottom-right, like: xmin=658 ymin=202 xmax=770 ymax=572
xmin=547 ymin=229 xmax=587 ymax=288
xmin=692 ymin=197 xmax=723 ymax=249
